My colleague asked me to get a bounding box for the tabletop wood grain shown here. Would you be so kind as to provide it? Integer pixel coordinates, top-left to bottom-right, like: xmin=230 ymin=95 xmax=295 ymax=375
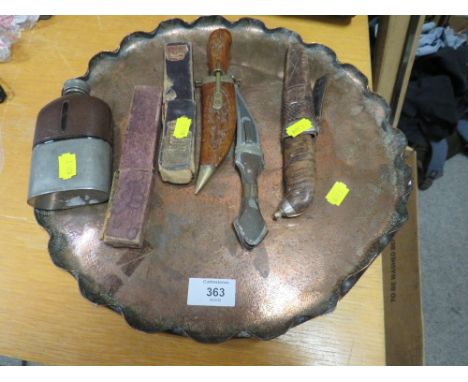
xmin=0 ymin=15 xmax=383 ymax=365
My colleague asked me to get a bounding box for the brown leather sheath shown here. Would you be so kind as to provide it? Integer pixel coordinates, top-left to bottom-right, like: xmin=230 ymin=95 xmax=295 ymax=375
xmin=281 ymin=45 xmax=316 ymax=138
xmin=103 ymin=86 xmax=162 ymax=248
xmin=196 ymin=29 xmax=237 ymax=193
xmin=275 ymin=44 xmax=317 ymax=219
xmin=158 ymin=42 xmax=197 ymax=184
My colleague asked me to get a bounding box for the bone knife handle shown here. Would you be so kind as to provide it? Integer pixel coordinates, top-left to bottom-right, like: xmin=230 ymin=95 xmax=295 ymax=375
xmin=208 ymin=28 xmax=232 ymax=73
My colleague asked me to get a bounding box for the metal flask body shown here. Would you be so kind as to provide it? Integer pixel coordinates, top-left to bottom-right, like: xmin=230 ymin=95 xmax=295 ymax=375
xmin=28 ymin=79 xmax=113 ymax=210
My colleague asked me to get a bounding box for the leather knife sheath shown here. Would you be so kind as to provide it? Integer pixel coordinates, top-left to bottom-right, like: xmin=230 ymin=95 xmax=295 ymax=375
xmin=158 ymin=42 xmax=197 ymax=184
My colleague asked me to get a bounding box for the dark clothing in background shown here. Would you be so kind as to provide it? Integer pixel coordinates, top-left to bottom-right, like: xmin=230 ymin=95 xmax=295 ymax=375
xmin=403 ymin=75 xmax=458 ymax=141
xmin=400 ymin=45 xmax=468 ymax=142
xmin=398 ymin=45 xmax=468 ymax=189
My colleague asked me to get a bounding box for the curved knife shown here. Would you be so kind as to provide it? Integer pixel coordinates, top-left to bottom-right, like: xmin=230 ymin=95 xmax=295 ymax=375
xmin=233 ymin=85 xmax=268 ymax=249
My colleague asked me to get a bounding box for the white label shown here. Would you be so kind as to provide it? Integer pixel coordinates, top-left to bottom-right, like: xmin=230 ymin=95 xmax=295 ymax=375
xmin=187 ymin=278 xmax=236 ymax=307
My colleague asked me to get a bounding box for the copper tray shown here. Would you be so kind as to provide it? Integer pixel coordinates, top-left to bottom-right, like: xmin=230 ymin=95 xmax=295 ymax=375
xmin=35 ymin=16 xmax=411 ymax=343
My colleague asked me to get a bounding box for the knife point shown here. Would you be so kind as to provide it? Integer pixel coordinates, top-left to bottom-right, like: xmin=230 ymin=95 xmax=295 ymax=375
xmin=195 ymin=165 xmax=215 ymax=194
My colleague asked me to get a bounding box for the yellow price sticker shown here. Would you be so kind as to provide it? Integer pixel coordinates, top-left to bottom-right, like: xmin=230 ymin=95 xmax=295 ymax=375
xmin=325 ymin=181 xmax=350 ymax=206
xmin=173 ymin=116 xmax=192 ymax=139
xmin=58 ymin=152 xmax=77 ymax=180
xmin=286 ymin=118 xmax=313 ymax=138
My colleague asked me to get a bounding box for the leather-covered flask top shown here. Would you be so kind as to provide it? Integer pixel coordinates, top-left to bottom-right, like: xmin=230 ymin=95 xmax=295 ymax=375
xmin=33 ymin=92 xmax=112 ymax=147
xmin=27 ymin=79 xmax=114 ymax=211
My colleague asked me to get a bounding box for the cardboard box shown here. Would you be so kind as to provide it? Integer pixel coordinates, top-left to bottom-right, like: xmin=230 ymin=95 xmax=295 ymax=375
xmin=382 ymin=149 xmax=424 ymax=365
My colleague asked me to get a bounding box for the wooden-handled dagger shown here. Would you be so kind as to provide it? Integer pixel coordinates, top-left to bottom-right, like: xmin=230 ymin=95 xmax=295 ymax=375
xmin=195 ymin=28 xmax=237 ymax=194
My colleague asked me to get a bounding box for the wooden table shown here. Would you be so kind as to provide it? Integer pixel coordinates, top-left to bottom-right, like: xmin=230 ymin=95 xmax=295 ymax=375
xmin=0 ymin=16 xmax=384 ymax=365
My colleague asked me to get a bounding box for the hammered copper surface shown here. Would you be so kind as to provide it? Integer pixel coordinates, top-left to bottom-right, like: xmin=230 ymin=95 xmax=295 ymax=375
xmin=35 ymin=16 xmax=411 ymax=343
